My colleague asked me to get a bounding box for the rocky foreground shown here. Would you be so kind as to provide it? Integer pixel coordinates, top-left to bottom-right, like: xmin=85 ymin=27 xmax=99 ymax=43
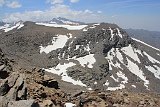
xmin=1 ymin=48 xmax=160 ymax=107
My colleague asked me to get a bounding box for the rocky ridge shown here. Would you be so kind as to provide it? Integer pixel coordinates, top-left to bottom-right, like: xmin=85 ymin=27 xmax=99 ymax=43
xmin=1 ymin=48 xmax=160 ymax=107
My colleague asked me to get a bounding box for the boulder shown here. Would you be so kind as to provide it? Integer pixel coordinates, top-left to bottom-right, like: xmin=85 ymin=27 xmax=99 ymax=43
xmin=42 ymin=75 xmax=59 ymax=89
xmin=5 ymin=74 xmax=27 ymax=101
xmin=7 ymin=72 xmax=19 ymax=88
xmin=0 ymin=80 xmax=10 ymax=96
xmin=0 ymin=64 xmax=10 ymax=79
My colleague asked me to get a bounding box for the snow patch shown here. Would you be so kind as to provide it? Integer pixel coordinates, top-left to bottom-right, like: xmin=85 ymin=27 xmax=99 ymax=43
xmin=17 ymin=23 xmax=24 ymax=29
xmin=87 ymin=88 xmax=92 ymax=90
xmin=111 ymin=75 xmax=119 ymax=82
xmin=36 ymin=23 xmax=88 ymax=30
xmin=126 ymin=58 xmax=149 ymax=88
xmin=76 ymin=54 xmax=96 ymax=68
xmin=3 ymin=22 xmax=24 ymax=32
xmin=83 ymin=28 xmax=88 ymax=31
xmin=132 ymin=38 xmax=160 ymax=52
xmin=89 ymin=23 xmax=100 ymax=29
xmin=40 ymin=35 xmax=69 ymax=54
xmin=45 ymin=62 xmax=86 ymax=87
xmin=121 ymin=44 xmax=141 ymax=63
xmin=116 ymin=28 xmax=123 ymax=38
xmin=143 ymin=52 xmax=160 ymax=64
xmin=135 ymin=49 xmax=143 ymax=56
xmin=94 ymin=81 xmax=97 ymax=84
xmin=116 ymin=71 xmax=128 ymax=84
xmin=84 ymin=44 xmax=91 ymax=52
xmin=132 ymin=85 xmax=136 ymax=88
xmin=106 ymin=48 xmax=123 ymax=70
xmin=75 ymin=45 xmax=80 ymax=50
xmin=107 ymin=84 xmax=125 ymax=91
xmin=109 ymin=27 xmax=114 ymax=39
xmin=65 ymin=103 xmax=76 ymax=107
xmin=116 ymin=49 xmax=123 ymax=62
xmin=145 ymin=65 xmax=160 ymax=79
xmin=104 ymin=80 xmax=109 ymax=86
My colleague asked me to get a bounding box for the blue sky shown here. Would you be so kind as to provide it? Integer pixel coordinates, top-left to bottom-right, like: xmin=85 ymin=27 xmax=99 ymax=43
xmin=0 ymin=0 xmax=160 ymax=31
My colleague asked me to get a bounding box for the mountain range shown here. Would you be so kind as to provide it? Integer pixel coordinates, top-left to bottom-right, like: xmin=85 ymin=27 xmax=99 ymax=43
xmin=125 ymin=29 xmax=160 ymax=49
xmin=0 ymin=18 xmax=160 ymax=107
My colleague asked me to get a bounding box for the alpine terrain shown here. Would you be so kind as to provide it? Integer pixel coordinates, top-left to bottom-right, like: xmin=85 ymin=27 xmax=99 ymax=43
xmin=0 ymin=18 xmax=160 ymax=107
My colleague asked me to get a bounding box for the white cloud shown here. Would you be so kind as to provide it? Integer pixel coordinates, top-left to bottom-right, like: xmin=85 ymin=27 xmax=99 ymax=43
xmin=97 ymin=11 xmax=102 ymax=14
xmin=3 ymin=4 xmax=107 ymax=23
xmin=7 ymin=1 xmax=21 ymax=8
xmin=84 ymin=9 xmax=93 ymax=14
xmin=0 ymin=0 xmax=21 ymax=8
xmin=47 ymin=0 xmax=63 ymax=4
xmin=0 ymin=0 xmax=5 ymax=6
xmin=70 ymin=0 xmax=79 ymax=3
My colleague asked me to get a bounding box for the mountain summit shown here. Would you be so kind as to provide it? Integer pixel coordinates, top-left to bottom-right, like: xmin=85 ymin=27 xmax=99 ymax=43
xmin=49 ymin=17 xmax=85 ymax=25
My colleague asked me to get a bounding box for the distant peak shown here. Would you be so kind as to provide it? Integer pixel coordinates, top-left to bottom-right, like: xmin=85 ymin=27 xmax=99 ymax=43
xmin=49 ymin=17 xmax=85 ymax=25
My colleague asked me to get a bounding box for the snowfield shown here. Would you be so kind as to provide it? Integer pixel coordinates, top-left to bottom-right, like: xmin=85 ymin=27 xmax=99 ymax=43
xmin=0 ymin=22 xmax=24 ymax=32
xmin=121 ymin=44 xmax=141 ymax=63
xmin=45 ymin=62 xmax=87 ymax=87
xmin=40 ymin=35 xmax=69 ymax=54
xmin=126 ymin=58 xmax=149 ymax=88
xmin=145 ymin=65 xmax=160 ymax=79
xmin=36 ymin=23 xmax=88 ymax=30
xmin=132 ymin=38 xmax=160 ymax=52
xmin=76 ymin=54 xmax=96 ymax=68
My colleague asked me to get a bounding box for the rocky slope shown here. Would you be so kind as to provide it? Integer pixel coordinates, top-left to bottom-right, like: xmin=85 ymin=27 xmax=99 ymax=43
xmin=0 ymin=20 xmax=160 ymax=93
xmin=125 ymin=29 xmax=160 ymax=49
xmin=1 ymin=48 xmax=160 ymax=107
xmin=0 ymin=18 xmax=160 ymax=106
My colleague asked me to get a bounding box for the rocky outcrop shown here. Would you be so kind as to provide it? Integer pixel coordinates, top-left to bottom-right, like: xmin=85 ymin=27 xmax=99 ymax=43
xmin=0 ymin=49 xmax=63 ymax=107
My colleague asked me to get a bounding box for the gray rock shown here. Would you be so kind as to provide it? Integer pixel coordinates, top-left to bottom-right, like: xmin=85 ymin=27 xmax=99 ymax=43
xmin=8 ymin=100 xmax=39 ymax=107
xmin=0 ymin=64 xmax=10 ymax=79
xmin=0 ymin=96 xmax=8 ymax=107
xmin=7 ymin=72 xmax=19 ymax=88
xmin=17 ymin=82 xmax=27 ymax=100
xmin=0 ymin=80 xmax=10 ymax=96
xmin=42 ymin=75 xmax=59 ymax=89
xmin=0 ymin=65 xmax=5 ymax=71
xmin=5 ymin=74 xmax=27 ymax=101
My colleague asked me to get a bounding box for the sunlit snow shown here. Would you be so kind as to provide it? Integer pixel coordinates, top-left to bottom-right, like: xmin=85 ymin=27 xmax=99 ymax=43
xmin=116 ymin=71 xmax=128 ymax=84
xmin=76 ymin=54 xmax=96 ymax=68
xmin=132 ymin=38 xmax=160 ymax=52
xmin=116 ymin=28 xmax=123 ymax=38
xmin=110 ymin=75 xmax=119 ymax=82
xmin=132 ymin=85 xmax=136 ymax=88
xmin=107 ymin=84 xmax=125 ymax=91
xmin=36 ymin=23 xmax=88 ymax=30
xmin=145 ymin=65 xmax=160 ymax=79
xmin=45 ymin=62 xmax=86 ymax=87
xmin=65 ymin=103 xmax=76 ymax=107
xmin=40 ymin=35 xmax=69 ymax=54
xmin=122 ymin=44 xmax=141 ymax=63
xmin=109 ymin=27 xmax=114 ymax=39
xmin=143 ymin=52 xmax=160 ymax=64
xmin=2 ymin=22 xmax=24 ymax=32
xmin=126 ymin=58 xmax=149 ymax=88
